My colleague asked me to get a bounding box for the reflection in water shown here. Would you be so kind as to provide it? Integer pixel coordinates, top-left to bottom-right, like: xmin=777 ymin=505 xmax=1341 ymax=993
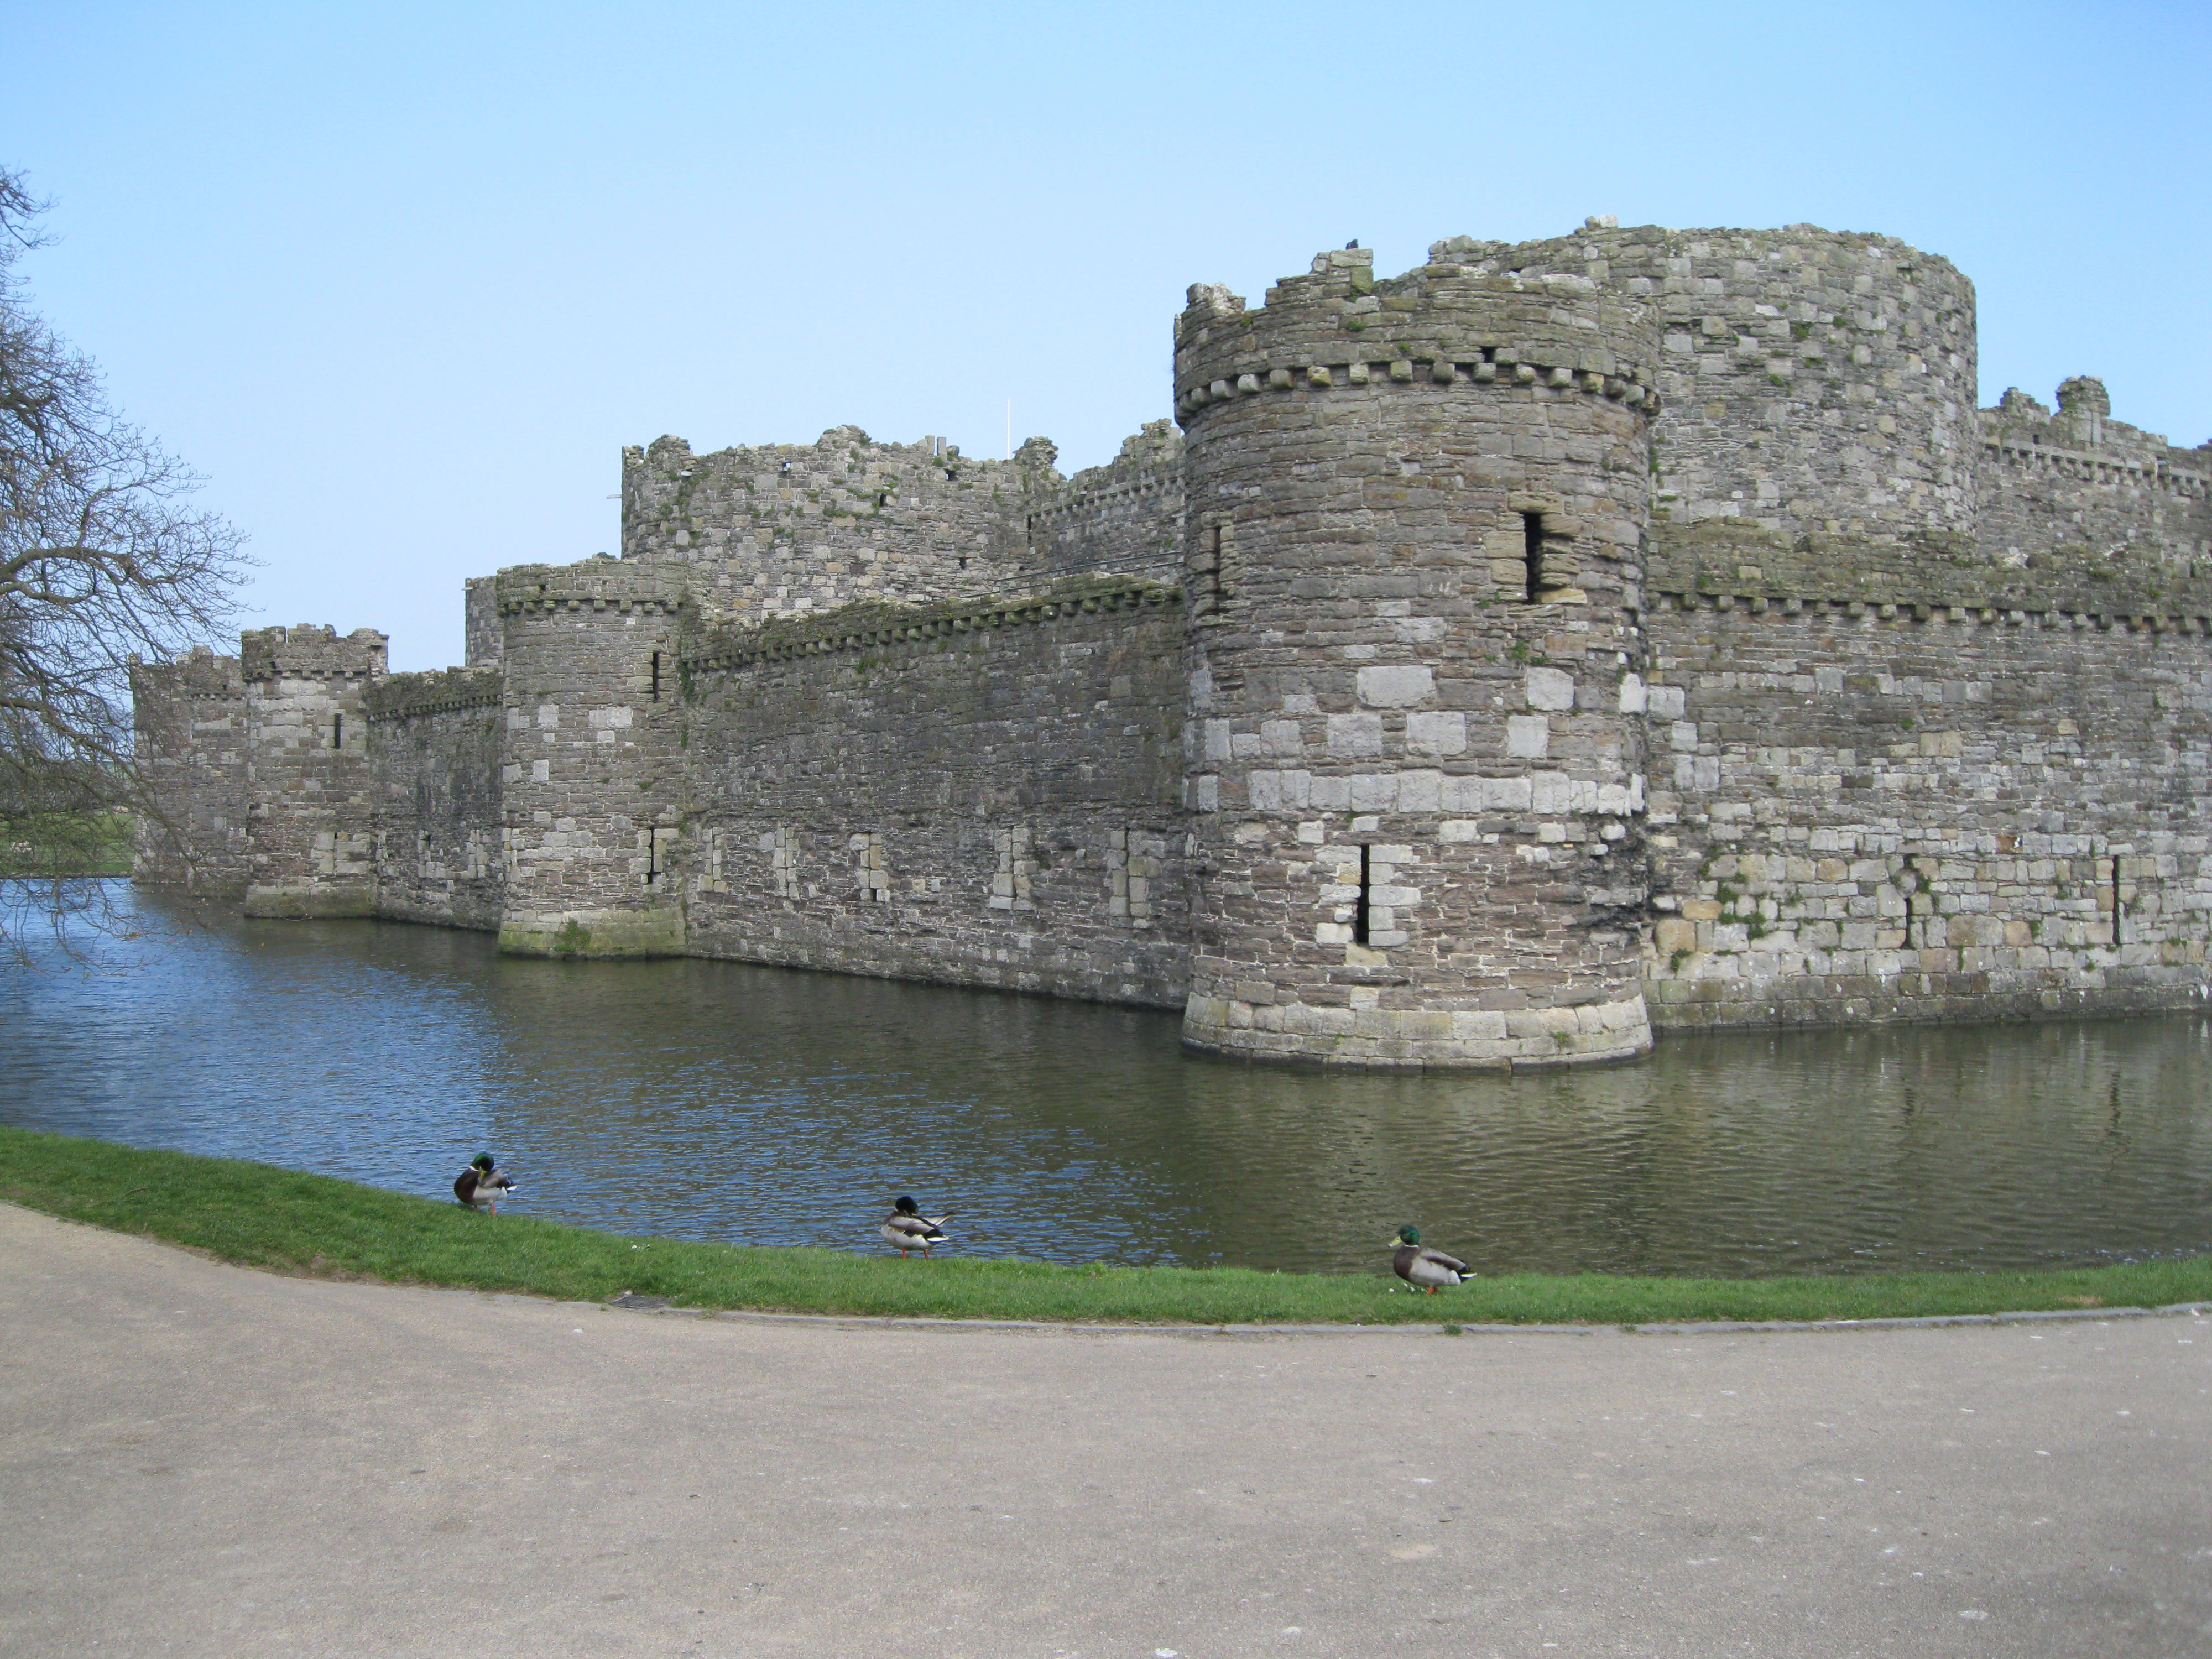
xmin=3 ymin=884 xmax=2209 ymax=1277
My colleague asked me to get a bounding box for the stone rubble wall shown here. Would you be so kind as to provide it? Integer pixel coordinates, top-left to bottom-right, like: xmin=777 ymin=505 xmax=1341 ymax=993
xmin=363 ymin=667 xmax=505 ymax=931
xmin=463 ymin=576 xmax=502 ymax=668
xmin=1464 ymin=221 xmax=1979 ymax=540
xmin=1020 ymin=421 xmax=1186 ymax=585
xmin=619 ymin=427 xmax=1035 ymax=620
xmin=129 ymin=647 xmax=251 ymax=894
xmin=1979 ymin=378 xmax=2212 ymax=575
xmin=237 ymin=625 xmax=387 ymax=918
xmin=679 ymin=577 xmax=1190 ymax=1005
xmin=1641 ymin=592 xmax=2212 ymax=1025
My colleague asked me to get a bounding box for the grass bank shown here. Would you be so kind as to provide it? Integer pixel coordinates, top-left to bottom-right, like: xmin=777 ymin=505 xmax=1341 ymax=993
xmin=4 ymin=1128 xmax=2206 ymax=1327
xmin=0 ymin=811 xmax=133 ymax=876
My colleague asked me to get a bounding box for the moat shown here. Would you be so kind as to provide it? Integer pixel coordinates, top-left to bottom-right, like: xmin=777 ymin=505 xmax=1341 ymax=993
xmin=3 ymin=886 xmax=2209 ymax=1279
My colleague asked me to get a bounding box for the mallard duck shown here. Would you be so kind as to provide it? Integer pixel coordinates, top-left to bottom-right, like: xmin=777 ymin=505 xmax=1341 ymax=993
xmin=881 ymin=1195 xmax=952 ymax=1258
xmin=453 ymin=1154 xmax=517 ymax=1215
xmin=1390 ymin=1225 xmax=1472 ymax=1293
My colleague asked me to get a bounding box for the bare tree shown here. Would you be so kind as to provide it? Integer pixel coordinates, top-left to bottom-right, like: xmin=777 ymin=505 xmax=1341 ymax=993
xmin=0 ymin=165 xmax=247 ymax=950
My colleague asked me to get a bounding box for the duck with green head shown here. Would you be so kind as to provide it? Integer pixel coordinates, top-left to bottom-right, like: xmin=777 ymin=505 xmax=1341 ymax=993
xmin=881 ymin=1195 xmax=952 ymax=1258
xmin=453 ymin=1154 xmax=516 ymax=1215
xmin=1390 ymin=1225 xmax=1472 ymax=1293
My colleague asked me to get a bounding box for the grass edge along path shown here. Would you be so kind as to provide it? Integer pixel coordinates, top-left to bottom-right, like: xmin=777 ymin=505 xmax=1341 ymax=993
xmin=5 ymin=1127 xmax=2209 ymax=1328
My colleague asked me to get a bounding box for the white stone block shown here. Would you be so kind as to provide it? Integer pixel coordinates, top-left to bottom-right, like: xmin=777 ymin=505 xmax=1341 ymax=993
xmin=1618 ymin=672 xmax=1647 ymax=713
xmin=1531 ymin=771 xmax=1571 ymax=812
xmin=1406 ymin=711 xmax=1467 ymax=755
xmin=1328 ymin=712 xmax=1384 ymax=756
xmin=1261 ymin=719 xmax=1304 ymax=757
xmin=1397 ymin=770 xmax=1442 ymax=812
xmin=1349 ymin=773 xmax=1397 ymax=812
xmin=1646 ymin=685 xmax=1686 ymax=719
xmin=1506 ymin=715 xmax=1550 ymax=758
xmin=1525 ymin=666 xmax=1575 ymax=711
xmin=1357 ymin=664 xmax=1434 ymax=708
xmin=1478 ymin=775 xmax=1533 ymax=811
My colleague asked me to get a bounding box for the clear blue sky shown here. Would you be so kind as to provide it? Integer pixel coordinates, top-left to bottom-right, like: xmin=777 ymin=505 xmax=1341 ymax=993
xmin=11 ymin=1 xmax=2208 ymax=670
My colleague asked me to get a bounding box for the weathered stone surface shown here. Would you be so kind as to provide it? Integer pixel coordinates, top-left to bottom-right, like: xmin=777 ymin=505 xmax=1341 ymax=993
xmin=131 ymin=218 xmax=2212 ymax=1065
xmin=231 ymin=625 xmax=385 ymax=919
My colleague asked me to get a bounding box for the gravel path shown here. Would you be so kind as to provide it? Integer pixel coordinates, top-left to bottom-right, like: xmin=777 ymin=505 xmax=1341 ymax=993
xmin=3 ymin=1202 xmax=2207 ymax=1657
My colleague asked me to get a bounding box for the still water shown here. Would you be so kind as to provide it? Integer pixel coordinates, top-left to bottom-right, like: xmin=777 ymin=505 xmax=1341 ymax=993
xmin=3 ymin=885 xmax=2209 ymax=1277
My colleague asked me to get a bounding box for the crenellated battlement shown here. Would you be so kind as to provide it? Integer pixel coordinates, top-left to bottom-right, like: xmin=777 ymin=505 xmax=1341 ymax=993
xmin=493 ymin=558 xmax=690 ymax=617
xmin=130 ymin=213 xmax=2212 ymax=1063
xmin=1175 ymin=254 xmax=1659 ymax=421
xmin=239 ymin=624 xmax=387 ymax=682
xmin=1976 ymin=377 xmax=2212 ymax=574
xmin=684 ymin=576 xmax=1180 ymax=676
xmin=362 ymin=666 xmax=504 ymax=723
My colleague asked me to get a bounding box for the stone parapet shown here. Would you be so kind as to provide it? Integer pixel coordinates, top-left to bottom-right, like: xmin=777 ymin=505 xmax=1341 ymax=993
xmin=363 ymin=666 xmax=504 ymax=723
xmin=239 ymin=624 xmax=388 ymax=682
xmin=1176 ymin=251 xmax=1659 ymax=421
xmin=1651 ymin=516 xmax=2212 ymax=619
xmin=685 ymin=576 xmax=1180 ymax=675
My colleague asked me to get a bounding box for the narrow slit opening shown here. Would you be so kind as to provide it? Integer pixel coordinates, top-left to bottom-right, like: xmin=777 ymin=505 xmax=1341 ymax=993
xmin=1522 ymin=511 xmax=1545 ymax=602
xmin=2112 ymin=857 xmax=2124 ymax=946
xmin=650 ymin=651 xmax=661 ymax=702
xmin=645 ymin=832 xmax=659 ymax=887
xmin=332 ymin=713 xmax=343 ymax=750
xmin=1352 ymin=843 xmax=1372 ymax=946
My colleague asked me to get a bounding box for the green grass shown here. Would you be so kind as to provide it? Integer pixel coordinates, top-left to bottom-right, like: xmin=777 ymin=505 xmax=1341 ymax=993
xmin=4 ymin=1127 xmax=2208 ymax=1327
xmin=0 ymin=812 xmax=133 ymax=877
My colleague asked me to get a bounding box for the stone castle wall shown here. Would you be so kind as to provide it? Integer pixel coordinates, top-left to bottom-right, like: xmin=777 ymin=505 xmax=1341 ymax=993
xmin=237 ymin=625 xmax=386 ymax=918
xmin=679 ymin=577 xmax=1189 ymax=1004
xmin=363 ymin=666 xmax=505 ymax=931
xmin=1641 ymin=594 xmax=2212 ymax=1029
xmin=1978 ymin=378 xmax=2212 ymax=573
xmin=619 ymin=428 xmax=1034 ymax=620
xmin=492 ymin=560 xmax=688 ymax=957
xmin=1470 ymin=220 xmax=1980 ymax=542
xmin=130 ymin=217 xmax=2212 ymax=1066
xmin=1022 ymin=421 xmax=1186 ymax=585
xmin=130 ymin=646 xmax=251 ymax=893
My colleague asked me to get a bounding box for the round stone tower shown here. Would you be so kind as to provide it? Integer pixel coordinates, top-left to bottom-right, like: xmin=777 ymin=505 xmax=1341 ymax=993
xmin=1173 ymin=246 xmax=1660 ymax=1068
xmin=494 ymin=557 xmax=689 ymax=957
xmin=1448 ymin=221 xmax=1978 ymax=540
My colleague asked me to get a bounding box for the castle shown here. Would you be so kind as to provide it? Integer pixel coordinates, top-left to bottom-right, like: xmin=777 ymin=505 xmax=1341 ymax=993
xmin=133 ymin=218 xmax=2212 ymax=1069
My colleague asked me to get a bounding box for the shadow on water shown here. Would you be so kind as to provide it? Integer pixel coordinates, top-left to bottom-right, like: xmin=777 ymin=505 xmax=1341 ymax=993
xmin=3 ymin=882 xmax=2209 ymax=1276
